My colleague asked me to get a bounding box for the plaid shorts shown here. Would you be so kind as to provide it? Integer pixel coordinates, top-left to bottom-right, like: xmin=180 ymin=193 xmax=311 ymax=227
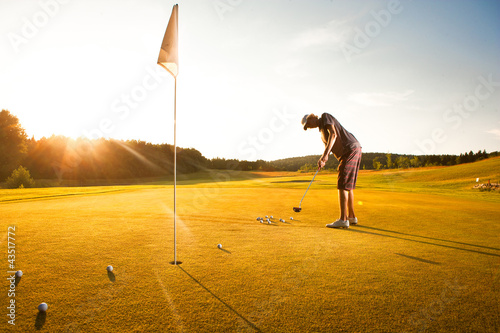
xmin=337 ymin=147 xmax=362 ymax=190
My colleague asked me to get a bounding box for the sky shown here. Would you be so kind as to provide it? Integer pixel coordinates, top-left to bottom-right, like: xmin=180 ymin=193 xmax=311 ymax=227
xmin=0 ymin=0 xmax=499 ymax=161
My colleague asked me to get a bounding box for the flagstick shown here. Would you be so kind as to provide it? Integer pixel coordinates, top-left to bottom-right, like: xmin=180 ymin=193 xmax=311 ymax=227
xmin=158 ymin=4 xmax=179 ymax=265
xmin=173 ymin=76 xmax=177 ymax=265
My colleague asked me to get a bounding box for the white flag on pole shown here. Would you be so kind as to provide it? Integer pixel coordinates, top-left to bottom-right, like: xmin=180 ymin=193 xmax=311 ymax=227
xmin=157 ymin=4 xmax=180 ymax=265
xmin=158 ymin=4 xmax=178 ymax=78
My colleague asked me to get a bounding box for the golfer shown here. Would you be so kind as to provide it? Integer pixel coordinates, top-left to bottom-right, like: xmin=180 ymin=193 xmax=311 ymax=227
xmin=301 ymin=113 xmax=362 ymax=228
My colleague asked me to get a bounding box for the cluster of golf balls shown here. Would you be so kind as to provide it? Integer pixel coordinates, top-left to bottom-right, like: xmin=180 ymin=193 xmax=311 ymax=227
xmin=256 ymin=217 xmax=272 ymax=224
xmin=256 ymin=216 xmax=294 ymax=224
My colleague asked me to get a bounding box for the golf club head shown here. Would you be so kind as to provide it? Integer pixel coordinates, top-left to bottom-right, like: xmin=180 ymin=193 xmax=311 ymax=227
xmin=293 ymin=207 xmax=302 ymax=212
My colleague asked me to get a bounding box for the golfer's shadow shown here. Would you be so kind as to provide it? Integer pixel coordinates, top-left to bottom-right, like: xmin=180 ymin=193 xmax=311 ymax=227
xmin=348 ymin=226 xmax=500 ymax=257
xmin=34 ymin=312 xmax=46 ymax=330
xmin=178 ymin=266 xmax=261 ymax=332
xmin=358 ymin=225 xmax=500 ymax=251
xmin=107 ymin=271 xmax=116 ymax=282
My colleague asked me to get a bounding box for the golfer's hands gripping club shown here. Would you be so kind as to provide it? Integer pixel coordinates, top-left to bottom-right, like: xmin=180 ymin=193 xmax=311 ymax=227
xmin=318 ymin=155 xmax=328 ymax=170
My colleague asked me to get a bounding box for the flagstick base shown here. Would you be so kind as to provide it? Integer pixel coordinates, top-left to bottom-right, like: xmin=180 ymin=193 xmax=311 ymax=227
xmin=170 ymin=261 xmax=183 ymax=265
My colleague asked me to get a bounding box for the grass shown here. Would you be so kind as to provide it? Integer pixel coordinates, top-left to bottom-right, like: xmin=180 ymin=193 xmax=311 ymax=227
xmin=1 ymin=158 xmax=499 ymax=332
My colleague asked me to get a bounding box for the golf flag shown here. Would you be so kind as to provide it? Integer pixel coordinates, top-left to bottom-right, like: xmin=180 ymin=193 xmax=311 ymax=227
xmin=157 ymin=4 xmax=178 ymax=77
xmin=157 ymin=4 xmax=180 ymax=265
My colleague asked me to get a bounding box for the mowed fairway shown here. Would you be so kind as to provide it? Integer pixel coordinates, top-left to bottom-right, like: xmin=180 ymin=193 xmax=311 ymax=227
xmin=1 ymin=158 xmax=499 ymax=332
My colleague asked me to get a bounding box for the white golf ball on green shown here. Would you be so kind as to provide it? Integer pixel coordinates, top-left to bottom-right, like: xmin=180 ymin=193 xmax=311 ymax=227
xmin=38 ymin=303 xmax=48 ymax=312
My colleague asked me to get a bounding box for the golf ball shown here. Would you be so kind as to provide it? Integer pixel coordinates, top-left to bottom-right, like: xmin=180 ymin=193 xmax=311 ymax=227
xmin=256 ymin=217 xmax=261 ymax=221
xmin=217 ymin=244 xmax=222 ymax=249
xmin=106 ymin=265 xmax=113 ymax=272
xmin=265 ymin=215 xmax=268 ymax=218
xmin=15 ymin=270 xmax=23 ymax=278
xmin=38 ymin=303 xmax=48 ymax=312
xmin=290 ymin=217 xmax=294 ymax=220
xmin=268 ymin=221 xmax=271 ymax=224
xmin=270 ymin=216 xmax=273 ymax=218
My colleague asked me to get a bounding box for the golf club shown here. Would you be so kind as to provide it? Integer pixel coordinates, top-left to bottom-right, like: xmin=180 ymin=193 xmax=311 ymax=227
xmin=293 ymin=168 xmax=320 ymax=212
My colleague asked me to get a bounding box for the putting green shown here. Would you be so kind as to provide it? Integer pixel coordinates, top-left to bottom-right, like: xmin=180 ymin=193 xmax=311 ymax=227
xmin=1 ymin=158 xmax=499 ymax=332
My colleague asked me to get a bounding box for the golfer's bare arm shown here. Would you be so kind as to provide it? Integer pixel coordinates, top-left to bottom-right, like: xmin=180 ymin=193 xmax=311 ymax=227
xmin=318 ymin=124 xmax=336 ymax=169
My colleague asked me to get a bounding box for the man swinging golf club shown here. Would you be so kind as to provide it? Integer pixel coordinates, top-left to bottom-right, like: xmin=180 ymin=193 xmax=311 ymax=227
xmin=302 ymin=113 xmax=362 ymax=228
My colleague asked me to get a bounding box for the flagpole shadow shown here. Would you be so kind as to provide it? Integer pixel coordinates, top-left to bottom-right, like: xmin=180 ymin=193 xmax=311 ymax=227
xmin=178 ymin=266 xmax=261 ymax=332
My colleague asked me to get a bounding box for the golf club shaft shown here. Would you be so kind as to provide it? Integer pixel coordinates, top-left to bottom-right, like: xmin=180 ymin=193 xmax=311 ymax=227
xmin=298 ymin=168 xmax=320 ymax=208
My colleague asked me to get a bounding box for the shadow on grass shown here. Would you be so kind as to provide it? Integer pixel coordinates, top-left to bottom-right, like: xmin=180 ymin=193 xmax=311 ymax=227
xmin=15 ymin=276 xmax=21 ymax=286
xmin=35 ymin=312 xmax=46 ymax=330
xmin=271 ymin=180 xmax=310 ymax=183
xmin=219 ymin=248 xmax=232 ymax=254
xmin=347 ymin=229 xmax=500 ymax=257
xmin=107 ymin=271 xmax=116 ymax=282
xmin=178 ymin=266 xmax=261 ymax=332
xmin=395 ymin=253 xmax=441 ymax=265
xmin=357 ymin=225 xmax=500 ymax=251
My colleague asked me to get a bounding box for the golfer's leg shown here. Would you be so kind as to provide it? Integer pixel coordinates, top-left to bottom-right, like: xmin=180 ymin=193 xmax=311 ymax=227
xmin=338 ymin=189 xmax=349 ymax=221
xmin=347 ymin=190 xmax=356 ymax=219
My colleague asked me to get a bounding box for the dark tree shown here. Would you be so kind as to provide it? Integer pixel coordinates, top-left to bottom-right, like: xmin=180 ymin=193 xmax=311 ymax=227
xmin=0 ymin=110 xmax=28 ymax=180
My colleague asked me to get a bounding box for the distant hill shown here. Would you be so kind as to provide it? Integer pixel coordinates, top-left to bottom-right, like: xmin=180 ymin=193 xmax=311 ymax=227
xmin=356 ymin=156 xmax=500 ymax=200
xmin=269 ymin=151 xmax=499 ymax=172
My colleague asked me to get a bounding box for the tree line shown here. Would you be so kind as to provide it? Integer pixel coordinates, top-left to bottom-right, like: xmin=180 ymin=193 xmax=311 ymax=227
xmin=1 ymin=109 xmax=497 ymax=187
xmin=0 ymin=110 xmax=210 ymax=184
xmin=237 ymin=150 xmax=496 ymax=173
